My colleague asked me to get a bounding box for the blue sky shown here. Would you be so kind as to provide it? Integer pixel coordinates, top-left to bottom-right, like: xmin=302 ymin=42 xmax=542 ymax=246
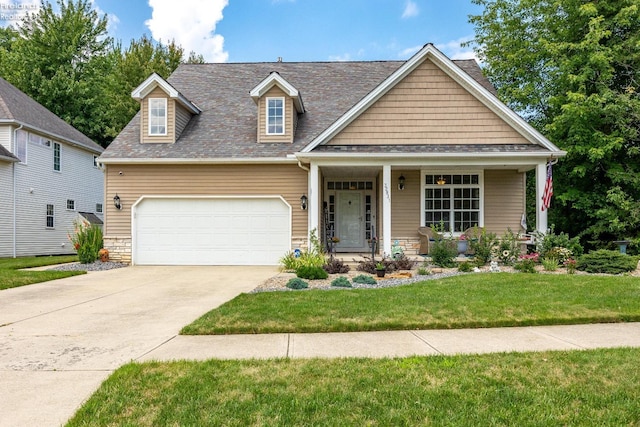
xmin=2 ymin=0 xmax=482 ymax=62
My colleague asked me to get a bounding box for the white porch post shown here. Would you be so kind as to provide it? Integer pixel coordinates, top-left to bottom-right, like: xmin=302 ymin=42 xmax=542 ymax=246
xmin=536 ymin=162 xmax=548 ymax=234
xmin=309 ymin=163 xmax=320 ymax=247
xmin=382 ymin=164 xmax=392 ymax=256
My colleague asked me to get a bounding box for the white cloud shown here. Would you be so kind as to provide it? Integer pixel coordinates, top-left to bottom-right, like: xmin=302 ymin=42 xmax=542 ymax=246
xmin=436 ymin=37 xmax=479 ymax=61
xmin=398 ymin=45 xmax=421 ymax=58
xmin=91 ymin=0 xmax=120 ymax=34
xmin=145 ymin=0 xmax=229 ymax=63
xmin=328 ymin=53 xmax=352 ymax=62
xmin=401 ymin=0 xmax=419 ymax=19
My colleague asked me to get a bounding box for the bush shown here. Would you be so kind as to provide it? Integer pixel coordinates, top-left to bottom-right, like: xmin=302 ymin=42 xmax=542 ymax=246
xmin=430 ymin=238 xmax=457 ymax=268
xmin=534 ymin=228 xmax=583 ymax=259
xmin=323 ymin=258 xmax=350 ymax=274
xmin=458 ymin=261 xmax=473 ymax=272
xmin=417 ymin=267 xmax=430 ymax=275
xmin=352 ymin=274 xmax=377 ymax=285
xmin=331 ymin=276 xmax=352 ymax=287
xmin=68 ymin=221 xmax=103 ymax=264
xmin=546 ymin=247 xmax=573 ymax=264
xmin=468 ymin=227 xmax=497 ymax=266
xmin=286 ymin=278 xmax=309 ymax=290
xmin=514 ymin=253 xmax=538 ymax=273
xmin=494 ymin=228 xmax=521 ymax=266
xmin=391 ymin=253 xmax=416 ymax=270
xmin=356 ymin=257 xmax=397 ymax=274
xmin=577 ymin=250 xmax=638 ymax=274
xmin=542 ymin=257 xmax=559 ymax=271
xmin=296 ymin=265 xmax=329 ymax=280
xmin=279 ymin=228 xmax=326 ymax=272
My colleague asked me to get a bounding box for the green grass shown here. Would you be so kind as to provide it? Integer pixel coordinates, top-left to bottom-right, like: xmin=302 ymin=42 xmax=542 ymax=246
xmin=182 ymin=273 xmax=640 ymax=334
xmin=0 ymin=255 xmax=84 ymax=290
xmin=66 ymin=347 xmax=640 ymax=426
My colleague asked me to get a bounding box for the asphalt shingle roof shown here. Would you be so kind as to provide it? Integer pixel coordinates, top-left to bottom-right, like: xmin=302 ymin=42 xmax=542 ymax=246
xmin=0 ymin=77 xmax=102 ymax=154
xmin=102 ymin=59 xmax=502 ymax=160
xmin=0 ymin=143 xmax=18 ymax=162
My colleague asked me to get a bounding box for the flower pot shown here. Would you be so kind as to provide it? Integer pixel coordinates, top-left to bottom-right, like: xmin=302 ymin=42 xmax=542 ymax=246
xmin=376 ymin=269 xmax=386 ymax=278
xmin=457 ymin=240 xmax=468 ymax=255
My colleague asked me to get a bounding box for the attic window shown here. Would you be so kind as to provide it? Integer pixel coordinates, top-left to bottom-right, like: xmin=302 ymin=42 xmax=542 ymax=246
xmin=266 ymin=97 xmax=284 ymax=135
xmin=149 ymin=98 xmax=167 ymax=135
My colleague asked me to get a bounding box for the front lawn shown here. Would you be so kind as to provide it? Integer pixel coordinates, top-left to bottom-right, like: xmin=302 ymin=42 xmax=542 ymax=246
xmin=67 ymin=347 xmax=640 ymax=426
xmin=0 ymin=256 xmax=84 ymax=290
xmin=182 ymin=273 xmax=640 ymax=334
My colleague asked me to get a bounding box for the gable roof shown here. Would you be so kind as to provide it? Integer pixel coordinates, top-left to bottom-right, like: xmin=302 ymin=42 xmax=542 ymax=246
xmin=0 ymin=77 xmax=103 ymax=155
xmin=131 ymin=73 xmax=201 ymax=114
xmin=250 ymin=71 xmax=305 ymax=113
xmin=302 ymin=43 xmax=559 ymax=153
xmin=0 ymin=143 xmax=19 ymax=162
xmin=102 ymin=58 xmax=506 ymax=162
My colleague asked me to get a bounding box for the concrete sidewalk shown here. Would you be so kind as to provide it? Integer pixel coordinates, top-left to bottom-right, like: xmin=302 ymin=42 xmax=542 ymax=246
xmin=140 ymin=322 xmax=640 ymax=361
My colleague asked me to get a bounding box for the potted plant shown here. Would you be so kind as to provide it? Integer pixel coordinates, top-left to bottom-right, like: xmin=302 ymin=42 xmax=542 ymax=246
xmin=457 ymin=234 xmax=468 ymax=255
xmin=375 ymin=262 xmax=386 ymax=277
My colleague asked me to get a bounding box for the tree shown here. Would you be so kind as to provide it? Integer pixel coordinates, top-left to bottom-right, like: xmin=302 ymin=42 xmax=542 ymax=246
xmin=469 ymin=0 xmax=640 ymax=246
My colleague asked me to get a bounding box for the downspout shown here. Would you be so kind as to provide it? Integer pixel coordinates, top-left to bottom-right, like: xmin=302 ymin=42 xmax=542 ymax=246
xmin=12 ymin=124 xmax=23 ymax=258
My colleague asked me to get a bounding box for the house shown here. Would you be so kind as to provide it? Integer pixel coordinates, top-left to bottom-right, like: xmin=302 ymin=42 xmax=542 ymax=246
xmin=0 ymin=77 xmax=104 ymax=258
xmin=99 ymin=44 xmax=565 ymax=266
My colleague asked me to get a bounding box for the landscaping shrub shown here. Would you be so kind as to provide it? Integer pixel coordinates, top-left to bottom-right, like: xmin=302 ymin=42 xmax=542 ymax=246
xmin=545 ymin=247 xmax=573 ymax=265
xmin=330 ymin=276 xmax=352 ymax=288
xmin=68 ymin=221 xmax=103 ymax=264
xmin=564 ymin=258 xmax=577 ymax=274
xmin=279 ymin=229 xmax=326 ymax=271
xmin=534 ymin=228 xmax=583 ymax=259
xmin=296 ymin=265 xmax=329 ymax=280
xmin=356 ymin=257 xmax=397 ymax=274
xmin=542 ymin=257 xmax=559 ymax=271
xmin=494 ymin=228 xmax=521 ymax=266
xmin=577 ymin=250 xmax=638 ymax=274
xmin=352 ymin=274 xmax=377 ymax=285
xmin=390 ymin=253 xmax=416 ymax=270
xmin=430 ymin=238 xmax=457 ymax=268
xmin=323 ymin=258 xmax=350 ymax=274
xmin=286 ymin=278 xmax=309 ymax=290
xmin=417 ymin=266 xmax=430 ymax=275
xmin=468 ymin=227 xmax=497 ymax=266
xmin=514 ymin=253 xmax=538 ymax=274
xmin=457 ymin=261 xmax=473 ymax=272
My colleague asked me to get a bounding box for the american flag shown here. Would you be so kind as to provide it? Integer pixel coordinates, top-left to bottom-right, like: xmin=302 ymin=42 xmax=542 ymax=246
xmin=541 ymin=162 xmax=553 ymax=211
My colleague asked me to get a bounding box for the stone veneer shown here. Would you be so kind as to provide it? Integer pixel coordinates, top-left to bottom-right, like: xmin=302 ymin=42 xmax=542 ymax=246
xmin=103 ymin=236 xmax=132 ymax=264
xmin=392 ymin=237 xmax=421 ymax=255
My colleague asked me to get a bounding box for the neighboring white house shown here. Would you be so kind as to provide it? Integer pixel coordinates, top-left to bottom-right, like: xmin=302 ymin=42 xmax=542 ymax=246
xmin=0 ymin=77 xmax=104 ymax=258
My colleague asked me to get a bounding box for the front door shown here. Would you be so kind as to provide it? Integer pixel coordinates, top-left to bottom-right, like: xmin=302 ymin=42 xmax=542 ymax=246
xmin=336 ymin=191 xmax=364 ymax=250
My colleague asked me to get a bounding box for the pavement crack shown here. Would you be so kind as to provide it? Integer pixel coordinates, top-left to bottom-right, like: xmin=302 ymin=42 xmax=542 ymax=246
xmin=409 ymin=331 xmax=443 ymax=354
xmin=135 ymin=335 xmax=178 ymax=361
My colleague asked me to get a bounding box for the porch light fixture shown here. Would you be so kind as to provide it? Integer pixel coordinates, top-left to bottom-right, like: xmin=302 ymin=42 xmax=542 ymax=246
xmin=436 ymin=176 xmax=446 ymax=185
xmin=113 ymin=194 xmax=122 ymax=210
xmin=398 ymin=175 xmax=405 ymax=191
xmin=300 ymin=194 xmax=308 ymax=210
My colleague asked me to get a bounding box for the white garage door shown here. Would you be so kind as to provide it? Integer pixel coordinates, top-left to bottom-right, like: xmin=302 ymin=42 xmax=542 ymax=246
xmin=134 ymin=197 xmax=291 ymax=265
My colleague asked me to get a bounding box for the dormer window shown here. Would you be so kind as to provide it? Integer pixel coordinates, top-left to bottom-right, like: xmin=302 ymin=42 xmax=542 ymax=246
xmin=149 ymin=98 xmax=167 ymax=135
xmin=267 ymin=97 xmax=285 ymax=135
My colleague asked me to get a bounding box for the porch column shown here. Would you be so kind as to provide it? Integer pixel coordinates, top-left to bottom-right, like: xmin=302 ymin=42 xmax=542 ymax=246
xmin=309 ymin=163 xmax=320 ymax=245
xmin=382 ymin=164 xmax=392 ymax=256
xmin=535 ymin=162 xmax=548 ymax=234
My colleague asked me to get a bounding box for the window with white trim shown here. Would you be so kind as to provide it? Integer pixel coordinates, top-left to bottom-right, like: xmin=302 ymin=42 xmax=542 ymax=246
xmin=93 ymin=155 xmax=99 ymax=167
xmin=266 ymin=97 xmax=284 ymax=135
xmin=96 ymin=203 xmax=103 ymax=213
xmin=53 ymin=142 xmax=61 ymax=171
xmin=66 ymin=199 xmax=75 ymax=211
xmin=15 ymin=129 xmax=27 ymax=163
xmin=148 ymin=98 xmax=167 ymax=135
xmin=29 ymin=133 xmax=51 ymax=147
xmin=46 ymin=204 xmax=54 ymax=228
xmin=423 ymin=173 xmax=481 ymax=233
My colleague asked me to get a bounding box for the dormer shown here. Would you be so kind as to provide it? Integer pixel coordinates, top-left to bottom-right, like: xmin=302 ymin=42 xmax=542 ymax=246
xmin=131 ymin=73 xmax=200 ymax=144
xmin=250 ymin=72 xmax=305 ymax=143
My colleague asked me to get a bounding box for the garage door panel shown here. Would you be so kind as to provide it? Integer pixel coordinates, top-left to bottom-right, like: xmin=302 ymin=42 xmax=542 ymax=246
xmin=134 ymin=197 xmax=291 ymax=266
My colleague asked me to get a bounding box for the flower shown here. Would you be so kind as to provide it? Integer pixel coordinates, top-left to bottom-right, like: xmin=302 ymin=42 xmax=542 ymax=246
xmin=331 ymin=236 xmax=340 ymax=243
xmin=502 ymin=250 xmax=510 ymax=257
xmin=459 ymin=234 xmax=467 ymax=241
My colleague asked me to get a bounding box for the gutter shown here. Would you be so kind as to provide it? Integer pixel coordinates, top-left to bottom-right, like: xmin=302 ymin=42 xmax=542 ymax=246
xmin=0 ymin=119 xmax=103 ymax=155
xmin=98 ymin=157 xmax=299 ymax=165
xmin=12 ymin=123 xmax=23 ymax=258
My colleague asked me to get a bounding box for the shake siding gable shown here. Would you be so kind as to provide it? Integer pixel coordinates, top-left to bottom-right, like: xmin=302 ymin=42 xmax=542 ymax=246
xmin=104 ymin=163 xmax=307 ymax=243
xmin=257 ymin=86 xmax=294 ymax=143
xmin=140 ymin=87 xmax=175 ymax=143
xmin=329 ymin=59 xmax=532 ymax=146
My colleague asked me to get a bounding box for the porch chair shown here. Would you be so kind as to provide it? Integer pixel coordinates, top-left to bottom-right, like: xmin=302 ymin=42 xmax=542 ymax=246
xmin=417 ymin=227 xmax=440 ymax=255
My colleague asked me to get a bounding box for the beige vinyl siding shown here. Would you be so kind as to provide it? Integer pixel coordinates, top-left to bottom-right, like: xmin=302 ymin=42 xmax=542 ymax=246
xmin=330 ymin=59 xmax=531 ymax=146
xmin=175 ymin=103 xmax=192 ymax=139
xmin=104 ymin=163 xmax=307 ymax=243
xmin=257 ymin=86 xmax=294 ymax=143
xmin=484 ymin=170 xmax=526 ymax=233
xmin=140 ymin=87 xmax=175 ymax=143
xmin=391 ymin=170 xmax=420 ymax=237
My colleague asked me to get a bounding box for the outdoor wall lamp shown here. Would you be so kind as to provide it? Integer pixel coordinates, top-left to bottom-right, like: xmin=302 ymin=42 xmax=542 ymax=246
xmin=113 ymin=194 xmax=122 ymax=210
xmin=436 ymin=175 xmax=446 ymax=185
xmin=300 ymin=194 xmax=308 ymax=210
xmin=398 ymin=174 xmax=405 ymax=191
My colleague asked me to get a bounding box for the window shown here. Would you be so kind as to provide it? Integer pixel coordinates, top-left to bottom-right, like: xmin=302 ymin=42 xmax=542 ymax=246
xmin=93 ymin=155 xmax=99 ymax=167
xmin=67 ymin=199 xmax=75 ymax=211
xmin=29 ymin=133 xmax=51 ymax=147
xmin=53 ymin=142 xmax=61 ymax=171
xmin=46 ymin=204 xmax=54 ymax=228
xmin=149 ymin=98 xmax=167 ymax=135
xmin=15 ymin=129 xmax=27 ymax=163
xmin=266 ymin=97 xmax=284 ymax=135
xmin=96 ymin=203 xmax=103 ymax=213
xmin=423 ymin=173 xmax=481 ymax=233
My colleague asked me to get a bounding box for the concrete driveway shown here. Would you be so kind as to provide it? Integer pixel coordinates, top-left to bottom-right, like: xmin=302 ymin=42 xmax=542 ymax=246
xmin=0 ymin=265 xmax=277 ymax=427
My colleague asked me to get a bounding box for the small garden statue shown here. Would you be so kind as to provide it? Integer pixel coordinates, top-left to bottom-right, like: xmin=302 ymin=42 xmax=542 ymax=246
xmin=391 ymin=240 xmax=404 ymax=260
xmin=490 ymin=261 xmax=501 ymax=273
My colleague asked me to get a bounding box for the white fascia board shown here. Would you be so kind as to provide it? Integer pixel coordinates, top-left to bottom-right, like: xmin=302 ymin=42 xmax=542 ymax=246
xmin=0 ymin=119 xmax=104 ymax=155
xmin=301 ymin=43 xmax=561 ymax=154
xmin=131 ymin=73 xmax=200 ymax=115
xmin=98 ymin=157 xmax=298 ymax=165
xmin=250 ymin=72 xmax=305 ymax=112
